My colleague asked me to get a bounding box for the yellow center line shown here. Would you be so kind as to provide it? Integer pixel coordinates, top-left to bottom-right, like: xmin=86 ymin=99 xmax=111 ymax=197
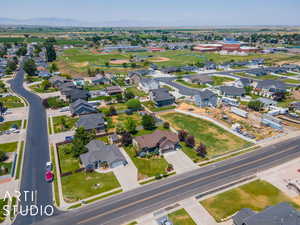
xmin=77 ymin=145 xmax=298 ymax=225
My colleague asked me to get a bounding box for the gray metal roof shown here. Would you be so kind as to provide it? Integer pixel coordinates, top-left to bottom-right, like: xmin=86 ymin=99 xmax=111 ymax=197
xmin=151 ymin=88 xmax=175 ymax=102
xmin=220 ymin=86 xmax=245 ymax=96
xmin=76 ymin=113 xmax=105 ymax=130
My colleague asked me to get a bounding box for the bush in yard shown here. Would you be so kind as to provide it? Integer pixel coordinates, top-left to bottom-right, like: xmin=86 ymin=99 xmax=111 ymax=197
xmin=196 ymin=143 xmax=207 ymax=158
xmin=0 ymin=151 xmax=6 ymax=162
xmin=167 ymin=163 xmax=173 ymax=172
xmin=121 ymin=132 xmax=133 ymax=146
xmin=108 ymin=106 xmax=117 ymax=116
xmin=125 ymin=118 xmax=137 ymax=134
xmin=163 ymin=122 xmax=170 ymax=129
xmin=116 ymin=123 xmax=126 ymax=134
xmin=40 ymin=80 xmax=51 ymax=91
xmin=124 ymin=90 xmax=135 ymax=100
xmin=248 ymin=100 xmax=263 ymax=112
xmin=142 ymin=114 xmax=156 ymax=130
xmin=178 ymin=130 xmax=188 ymax=142
xmin=126 ymin=99 xmax=142 ymax=111
xmin=185 ymin=135 xmax=195 ymax=148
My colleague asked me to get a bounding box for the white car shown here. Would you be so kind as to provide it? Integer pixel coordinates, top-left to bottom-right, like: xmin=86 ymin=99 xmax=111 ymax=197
xmin=46 ymin=161 xmax=53 ymax=171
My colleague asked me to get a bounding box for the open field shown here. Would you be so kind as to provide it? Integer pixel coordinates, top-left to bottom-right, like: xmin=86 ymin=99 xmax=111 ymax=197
xmin=200 ymin=180 xmax=299 ymax=222
xmin=57 ymin=144 xmax=80 ymax=174
xmin=52 ymin=116 xmax=78 ymax=133
xmin=160 ymin=112 xmax=250 ymax=158
xmin=56 ymin=47 xmax=293 ymax=77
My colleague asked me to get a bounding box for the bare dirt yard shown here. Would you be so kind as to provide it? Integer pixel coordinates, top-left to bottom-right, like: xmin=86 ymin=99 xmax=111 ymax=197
xmin=177 ymin=102 xmax=280 ymax=140
xmin=148 ymin=57 xmax=171 ymax=62
xmin=109 ymin=59 xmax=130 ymax=64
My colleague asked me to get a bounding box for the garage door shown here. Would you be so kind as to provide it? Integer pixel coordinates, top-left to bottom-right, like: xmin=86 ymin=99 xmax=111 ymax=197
xmin=111 ymin=160 xmax=124 ymax=168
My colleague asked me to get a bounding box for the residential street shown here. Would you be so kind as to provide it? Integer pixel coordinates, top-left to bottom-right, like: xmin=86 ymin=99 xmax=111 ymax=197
xmin=9 ymin=67 xmax=55 ymax=225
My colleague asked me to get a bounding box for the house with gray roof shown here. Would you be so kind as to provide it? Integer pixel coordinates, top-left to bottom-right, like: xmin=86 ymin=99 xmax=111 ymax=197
xmin=194 ymin=90 xmax=218 ymax=107
xmin=70 ymin=99 xmax=98 ymax=116
xmin=80 ymin=140 xmax=127 ymax=170
xmin=233 ymin=202 xmax=300 ymax=225
xmin=258 ymin=97 xmax=278 ymax=109
xmin=76 ymin=113 xmax=105 ymax=132
xmin=49 ymin=75 xmax=68 ymax=88
xmin=235 ymin=78 xmax=251 ymax=88
xmin=91 ymin=74 xmax=111 ymax=85
xmin=254 ymin=80 xmax=287 ymax=97
xmin=188 ymin=75 xmax=213 ymax=85
xmin=63 ymin=87 xmax=90 ymax=102
xmin=150 ymin=88 xmax=175 ymax=107
xmin=219 ymin=86 xmax=245 ymax=98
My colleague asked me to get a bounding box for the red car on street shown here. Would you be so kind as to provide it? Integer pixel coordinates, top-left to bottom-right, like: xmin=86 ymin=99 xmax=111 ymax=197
xmin=45 ymin=171 xmax=54 ymax=182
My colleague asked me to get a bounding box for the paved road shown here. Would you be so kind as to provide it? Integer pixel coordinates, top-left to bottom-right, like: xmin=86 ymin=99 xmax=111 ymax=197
xmin=9 ymin=67 xmax=54 ymax=225
xmin=34 ymin=135 xmax=300 ymax=225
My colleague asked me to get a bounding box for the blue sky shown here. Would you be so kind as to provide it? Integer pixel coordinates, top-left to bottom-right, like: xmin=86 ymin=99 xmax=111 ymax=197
xmin=2 ymin=0 xmax=300 ymax=26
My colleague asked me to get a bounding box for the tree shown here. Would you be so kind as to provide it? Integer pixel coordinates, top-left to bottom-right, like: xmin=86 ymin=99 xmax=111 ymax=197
xmin=124 ymin=90 xmax=135 ymax=100
xmin=196 ymin=143 xmax=207 ymax=158
xmin=40 ymin=80 xmax=51 ymax=91
xmin=122 ymin=63 xmax=128 ymax=68
xmin=49 ymin=63 xmax=58 ymax=73
xmin=115 ymin=93 xmax=123 ymax=102
xmin=105 ymin=62 xmax=110 ymax=67
xmin=163 ymin=122 xmax=170 ymax=129
xmin=16 ymin=46 xmax=27 ymax=56
xmin=116 ymin=123 xmax=126 ymax=134
xmin=125 ymin=118 xmax=137 ymax=134
xmin=23 ymin=59 xmax=37 ymax=76
xmin=126 ymin=99 xmax=141 ymax=111
xmin=248 ymin=100 xmax=263 ymax=112
xmin=71 ymin=127 xmax=95 ymax=158
xmin=273 ymin=92 xmax=286 ymax=102
xmin=142 ymin=114 xmax=156 ymax=130
xmin=185 ymin=135 xmax=195 ymax=148
xmin=178 ymin=130 xmax=188 ymax=142
xmin=121 ymin=132 xmax=133 ymax=146
xmin=5 ymin=60 xmax=17 ymax=74
xmin=0 ymin=151 xmax=6 ymax=162
xmin=45 ymin=44 xmax=56 ymax=62
xmin=108 ymin=106 xmax=117 ymax=116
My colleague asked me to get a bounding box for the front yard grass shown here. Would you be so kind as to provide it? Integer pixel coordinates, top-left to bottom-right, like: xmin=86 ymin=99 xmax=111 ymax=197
xmin=0 ymin=142 xmax=18 ymax=153
xmin=176 ymin=79 xmax=207 ymax=89
xmin=29 ymin=84 xmax=58 ymax=93
xmin=168 ymin=208 xmax=196 ymax=225
xmin=0 ymin=120 xmax=22 ymax=132
xmin=61 ymin=171 xmax=120 ymax=203
xmin=124 ymin=145 xmax=169 ymax=179
xmin=200 ymin=180 xmax=299 ymax=222
xmin=161 ymin=113 xmax=250 ymax=160
xmin=211 ymin=76 xmax=235 ymax=85
xmin=142 ymin=101 xmax=176 ymax=112
xmin=57 ymin=144 xmax=80 ymax=174
xmin=52 ymin=116 xmax=78 ymax=133
xmin=0 ymin=96 xmax=24 ymax=108
xmin=125 ymin=87 xmax=148 ymax=97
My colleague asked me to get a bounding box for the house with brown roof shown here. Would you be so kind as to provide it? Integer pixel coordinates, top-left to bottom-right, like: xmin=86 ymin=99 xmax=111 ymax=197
xmin=133 ymin=130 xmax=179 ymax=155
xmin=105 ymin=86 xmax=123 ymax=95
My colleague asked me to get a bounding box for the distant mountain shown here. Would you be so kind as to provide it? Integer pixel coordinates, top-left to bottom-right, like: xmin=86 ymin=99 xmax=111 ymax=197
xmin=0 ymin=17 xmax=167 ymax=27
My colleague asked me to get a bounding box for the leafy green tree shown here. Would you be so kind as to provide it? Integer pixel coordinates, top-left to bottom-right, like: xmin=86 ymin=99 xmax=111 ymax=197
xmin=45 ymin=44 xmax=56 ymax=62
xmin=16 ymin=46 xmax=27 ymax=56
xmin=116 ymin=123 xmax=126 ymax=134
xmin=121 ymin=132 xmax=133 ymax=146
xmin=40 ymin=80 xmax=51 ymax=91
xmin=125 ymin=118 xmax=137 ymax=134
xmin=0 ymin=151 xmax=6 ymax=162
xmin=71 ymin=127 xmax=95 ymax=158
xmin=126 ymin=99 xmax=141 ymax=110
xmin=124 ymin=90 xmax=135 ymax=100
xmin=142 ymin=114 xmax=156 ymax=130
xmin=49 ymin=63 xmax=58 ymax=73
xmin=23 ymin=59 xmax=37 ymax=76
xmin=248 ymin=100 xmax=264 ymax=112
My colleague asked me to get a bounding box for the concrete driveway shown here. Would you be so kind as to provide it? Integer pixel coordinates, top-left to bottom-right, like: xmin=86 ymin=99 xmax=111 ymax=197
xmin=49 ymin=130 xmax=75 ymax=143
xmin=164 ymin=150 xmax=198 ymax=174
xmin=4 ymin=107 xmax=28 ymax=121
xmin=113 ymin=148 xmax=140 ymax=191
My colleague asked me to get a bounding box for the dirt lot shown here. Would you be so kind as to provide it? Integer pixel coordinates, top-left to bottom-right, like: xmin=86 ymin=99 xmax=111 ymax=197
xmin=148 ymin=57 xmax=170 ymax=62
xmin=177 ymin=103 xmax=281 ymax=140
xmin=109 ymin=59 xmax=130 ymax=64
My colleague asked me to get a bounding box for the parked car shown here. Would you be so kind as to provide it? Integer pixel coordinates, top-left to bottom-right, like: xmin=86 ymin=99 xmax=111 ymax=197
xmin=60 ymin=107 xmax=70 ymax=112
xmin=65 ymin=136 xmax=74 ymax=142
xmin=45 ymin=171 xmax=54 ymax=182
xmin=46 ymin=161 xmax=52 ymax=171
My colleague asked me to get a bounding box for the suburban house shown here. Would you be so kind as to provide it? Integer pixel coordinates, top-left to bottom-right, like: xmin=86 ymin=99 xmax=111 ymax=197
xmin=126 ymin=73 xmax=141 ymax=85
xmin=290 ymin=102 xmax=300 ymax=113
xmin=219 ymin=86 xmax=245 ymax=98
xmin=49 ymin=75 xmax=69 ymax=88
xmin=91 ymin=74 xmax=111 ymax=85
xmin=105 ymin=86 xmax=123 ymax=95
xmin=232 ymin=203 xmax=299 ymax=225
xmin=254 ymin=80 xmax=287 ymax=97
xmin=73 ymin=78 xmax=85 ymax=86
xmin=161 ymin=67 xmax=181 ymax=74
xmin=62 ymin=87 xmax=90 ymax=102
xmin=76 ymin=113 xmax=106 ymax=132
xmin=89 ymin=90 xmax=107 ymax=98
xmin=235 ymin=78 xmax=251 ymax=88
xmin=138 ymin=78 xmax=160 ymax=92
xmin=70 ymin=99 xmax=98 ymax=116
xmin=188 ymin=75 xmax=213 ymax=85
xmin=257 ymin=97 xmax=278 ymax=109
xmin=133 ymin=130 xmax=179 ymax=155
xmin=194 ymin=90 xmax=218 ymax=107
xmin=150 ymin=88 xmax=175 ymax=107
xmin=80 ymin=140 xmax=127 ymax=170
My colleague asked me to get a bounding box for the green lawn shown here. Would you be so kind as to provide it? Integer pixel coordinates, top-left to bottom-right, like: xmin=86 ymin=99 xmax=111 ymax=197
xmin=201 ymin=180 xmax=299 ymax=222
xmin=125 ymin=87 xmax=148 ymax=97
xmin=0 ymin=199 xmax=8 ymax=222
xmin=124 ymin=145 xmax=169 ymax=178
xmin=283 ymin=78 xmax=300 ymax=84
xmin=280 ymin=72 xmax=298 ymax=76
xmin=168 ymin=209 xmax=196 ymax=225
xmin=0 ymin=162 xmax=12 ymax=176
xmin=176 ymin=79 xmax=207 ymax=89
xmin=0 ymin=96 xmax=24 ymax=108
xmin=52 ymin=116 xmax=78 ymax=133
xmin=29 ymin=84 xmax=58 ymax=93
xmin=0 ymin=142 xmax=18 ymax=153
xmin=61 ymin=171 xmax=120 ymax=203
xmin=211 ymin=76 xmax=235 ymax=86
xmin=142 ymin=101 xmax=176 ymax=112
xmin=57 ymin=144 xmax=80 ymax=174
xmin=161 ymin=113 xmax=250 ymax=160
xmin=85 ymin=84 xmax=110 ymax=91
xmin=0 ymin=120 xmax=22 ymax=132
xmin=15 ymin=141 xmax=24 ymax=179
xmin=50 ymin=144 xmax=60 ymax=207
